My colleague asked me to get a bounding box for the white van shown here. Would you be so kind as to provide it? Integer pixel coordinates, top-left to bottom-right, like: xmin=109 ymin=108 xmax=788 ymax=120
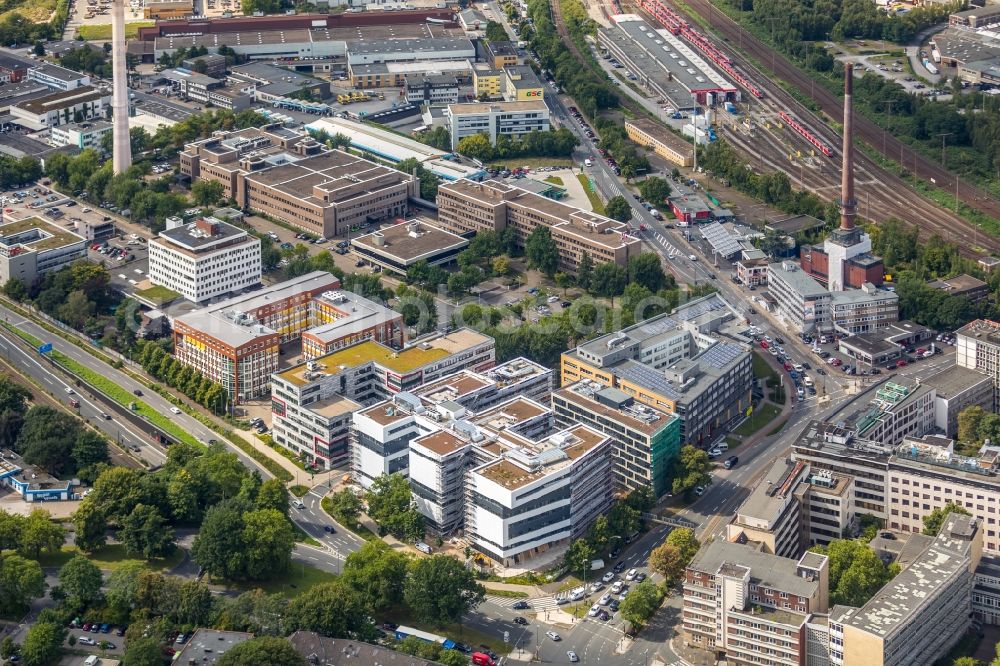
xmin=85 ymin=657 xmax=101 ymax=666
xmin=569 ymin=586 xmax=587 ymax=601
xmin=415 ymin=541 xmax=432 ymax=554
xmin=584 ymin=158 xmax=593 ymax=167
xmin=689 ymin=254 xmax=697 ymax=261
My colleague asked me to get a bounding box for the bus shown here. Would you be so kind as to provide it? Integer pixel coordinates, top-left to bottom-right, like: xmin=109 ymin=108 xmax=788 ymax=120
xmin=394 ymin=626 xmax=456 ymax=650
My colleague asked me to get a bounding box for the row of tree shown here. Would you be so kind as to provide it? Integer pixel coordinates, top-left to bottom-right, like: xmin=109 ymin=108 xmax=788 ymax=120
xmin=0 ymin=154 xmax=43 ymax=190
xmin=456 ymin=128 xmax=579 ymax=163
xmin=525 ymin=0 xmax=620 ymax=121
xmin=135 ymin=339 xmax=228 ymax=415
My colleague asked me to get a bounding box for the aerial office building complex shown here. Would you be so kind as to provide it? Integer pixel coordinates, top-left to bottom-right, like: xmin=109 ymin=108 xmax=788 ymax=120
xmin=436 ymin=179 xmax=641 ymax=273
xmin=180 ymin=126 xmax=417 ymax=238
xmin=270 ymin=330 xmax=501 ymax=468
xmin=560 ymin=295 xmax=753 ymax=454
xmin=147 ymin=217 xmax=262 ymax=303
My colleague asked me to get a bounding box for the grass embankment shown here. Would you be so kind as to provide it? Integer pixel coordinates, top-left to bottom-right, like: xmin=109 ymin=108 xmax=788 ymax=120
xmin=76 ymin=21 xmax=154 ymax=41
xmin=226 ymin=562 xmax=339 ymax=599
xmin=0 ymin=0 xmax=57 ymax=22
xmin=485 ymin=589 xmax=530 ymax=599
xmin=576 ymin=174 xmax=606 ymax=214
xmin=321 ymin=497 xmax=380 ymax=542
xmin=732 ymin=403 xmax=782 ymax=437
xmin=290 ymin=485 xmax=310 ymax=498
xmin=0 ymin=318 xmax=293 ymax=481
xmin=544 ymin=176 xmax=565 ymax=186
xmin=28 ymin=544 xmax=186 ymax=572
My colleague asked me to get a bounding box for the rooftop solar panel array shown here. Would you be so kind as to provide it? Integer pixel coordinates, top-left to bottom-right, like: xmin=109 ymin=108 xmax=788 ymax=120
xmin=616 ymin=360 xmax=680 ymax=400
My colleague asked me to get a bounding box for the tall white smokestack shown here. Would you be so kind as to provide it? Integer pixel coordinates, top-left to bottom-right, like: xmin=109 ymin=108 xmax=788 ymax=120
xmin=111 ymin=0 xmax=132 ymax=174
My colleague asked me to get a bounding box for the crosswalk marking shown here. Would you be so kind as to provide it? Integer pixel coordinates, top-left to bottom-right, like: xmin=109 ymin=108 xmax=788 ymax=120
xmin=486 ymin=595 xmax=561 ymax=611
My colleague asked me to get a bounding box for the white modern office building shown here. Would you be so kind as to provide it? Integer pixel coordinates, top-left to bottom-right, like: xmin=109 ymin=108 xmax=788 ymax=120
xmin=49 ymin=120 xmax=112 ymax=151
xmin=445 ymin=100 xmax=550 ymax=149
xmin=147 ymin=217 xmax=261 ymax=303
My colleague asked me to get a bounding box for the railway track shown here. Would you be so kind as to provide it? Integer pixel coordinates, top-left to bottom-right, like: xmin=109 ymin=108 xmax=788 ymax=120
xmin=670 ymin=0 xmax=1000 ymax=255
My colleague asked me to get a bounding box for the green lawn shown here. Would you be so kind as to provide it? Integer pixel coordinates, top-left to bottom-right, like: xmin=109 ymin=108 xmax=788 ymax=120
xmin=484 ymin=588 xmax=529 ymax=599
xmin=732 ymin=403 xmax=782 ymax=438
xmin=382 ymin=613 xmax=509 ymax=655
xmin=227 ymin=562 xmax=339 ymax=598
xmin=544 ymin=175 xmax=565 ymax=186
xmin=134 ymin=284 xmax=180 ymax=306
xmin=29 ymin=544 xmax=186 ymax=572
xmin=576 ymin=174 xmax=606 ymax=214
xmin=290 ymin=484 xmax=310 ymax=497
xmin=751 ymin=351 xmax=778 ymax=384
xmin=76 ymin=21 xmax=154 ymax=40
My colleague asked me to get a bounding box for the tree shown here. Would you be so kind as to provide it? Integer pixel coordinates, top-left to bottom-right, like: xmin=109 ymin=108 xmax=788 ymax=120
xmin=591 ymin=262 xmax=628 ymax=302
xmin=122 ymin=637 xmax=164 ymax=666
xmin=20 ymin=622 xmax=65 ymax=666
xmin=404 ymin=556 xmax=485 ymax=626
xmin=217 ymin=637 xmax=305 ymax=666
xmin=671 ymin=445 xmax=712 ymax=496
xmin=607 ymin=502 xmax=640 ymax=539
xmin=637 ymin=177 xmax=671 ymax=206
xmin=365 ymin=473 xmax=424 ymax=541
xmin=242 ymin=509 xmax=294 ymax=580
xmin=287 ymin=581 xmax=371 ymax=638
xmin=587 ymin=515 xmax=611 ymax=552
xmin=952 ymin=658 xmax=981 ymax=666
xmin=604 ymin=195 xmax=632 ymax=223
xmin=456 ymin=133 xmax=494 ymax=162
xmin=15 ymin=406 xmax=82 ymax=477
xmin=1 ymin=277 xmax=27 ymax=302
xmin=439 ymin=649 xmax=470 ymax=666
xmin=18 ymin=510 xmax=66 ymax=560
xmin=664 ymin=527 xmax=700 ymax=566
xmin=563 ymin=538 xmax=595 ymax=578
xmin=72 ymin=430 xmax=110 ymax=473
xmin=0 ymin=554 xmax=45 ymax=615
xmin=619 ymin=580 xmax=661 ymax=627
xmin=105 ymin=561 xmax=146 ymax=623
xmin=0 ymin=375 xmax=30 ymax=414
xmin=922 ymin=502 xmax=971 ymax=536
xmin=525 ymin=226 xmax=559 ymax=277
xmin=33 ymin=41 xmax=45 ymax=56
xmin=492 ymin=256 xmax=511 ymax=277
xmin=193 ymin=501 xmax=246 ymax=580
xmin=810 ymin=539 xmax=898 ymax=607
xmin=485 ymin=20 xmax=508 ymax=42
xmin=627 ymin=253 xmax=668 ymax=292
xmin=958 ymin=405 xmax=987 ymax=444
xmin=341 ymin=540 xmax=409 ymax=612
xmin=578 ymin=251 xmax=594 ymax=291
xmin=648 ymin=543 xmax=684 ymax=584
xmin=120 ymin=504 xmax=175 ymax=559
xmin=58 ymin=555 xmax=103 ymax=607
xmin=192 ymin=179 xmax=224 ymax=207
xmin=256 ymin=478 xmax=289 ymax=515
xmin=326 ymin=488 xmax=362 ymax=525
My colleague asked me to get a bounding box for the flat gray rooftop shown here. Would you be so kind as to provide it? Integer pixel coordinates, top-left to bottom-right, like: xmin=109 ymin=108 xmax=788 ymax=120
xmin=923 ymin=364 xmax=992 ymax=398
xmin=689 ymin=539 xmax=821 ymax=599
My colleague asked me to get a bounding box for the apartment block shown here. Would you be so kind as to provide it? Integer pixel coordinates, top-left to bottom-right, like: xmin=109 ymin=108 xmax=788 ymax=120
xmin=683 ymin=541 xmax=829 ymax=666
xmin=147 ymin=217 xmax=261 ymax=303
xmin=0 ymin=216 xmax=87 ymax=285
xmin=834 ymin=514 xmax=981 ymax=666
xmin=273 ymin=330 xmax=497 ymax=470
xmin=624 ymin=118 xmax=694 ymax=167
xmin=473 ymin=67 xmax=503 ymax=99
xmin=436 ymin=179 xmax=641 ymax=274
xmin=973 ymin=555 xmax=1000 ymax=624
xmin=561 ymin=296 xmax=753 ymax=449
xmin=957 ymin=319 xmax=1000 ymax=397
xmin=552 ymin=381 xmax=680 ymax=497
xmin=180 ymin=125 xmax=417 ymax=238
xmin=445 ymin=101 xmax=550 ymax=149
xmin=171 ymin=271 xmax=341 ymax=402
